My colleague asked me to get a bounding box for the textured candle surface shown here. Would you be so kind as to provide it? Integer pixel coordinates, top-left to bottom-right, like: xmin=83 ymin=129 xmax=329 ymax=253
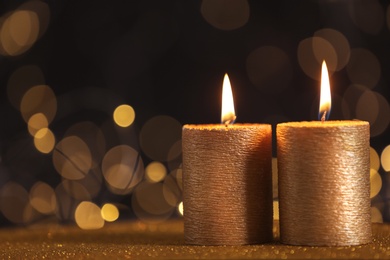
xmin=277 ymin=120 xmax=371 ymax=246
xmin=182 ymin=124 xmax=273 ymax=245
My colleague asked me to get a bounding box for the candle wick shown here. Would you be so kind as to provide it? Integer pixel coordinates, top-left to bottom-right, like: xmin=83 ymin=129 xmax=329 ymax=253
xmin=224 ymin=119 xmax=232 ymax=126
xmin=321 ymin=111 xmax=327 ymax=122
xmin=223 ymin=115 xmax=237 ymax=126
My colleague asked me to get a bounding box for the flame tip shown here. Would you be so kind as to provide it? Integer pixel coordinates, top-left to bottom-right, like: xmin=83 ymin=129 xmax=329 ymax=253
xmin=319 ymin=61 xmax=331 ymax=121
xmin=221 ymin=73 xmax=236 ymax=124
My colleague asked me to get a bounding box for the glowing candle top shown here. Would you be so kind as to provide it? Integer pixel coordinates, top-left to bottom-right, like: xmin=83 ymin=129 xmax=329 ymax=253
xmin=319 ymin=61 xmax=331 ymax=122
xmin=221 ymin=73 xmax=237 ymax=125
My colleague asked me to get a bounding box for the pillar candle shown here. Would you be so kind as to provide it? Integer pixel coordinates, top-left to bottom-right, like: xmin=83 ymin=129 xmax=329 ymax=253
xmin=276 ymin=61 xmax=372 ymax=246
xmin=277 ymin=120 xmax=371 ymax=246
xmin=182 ymin=74 xmax=273 ymax=245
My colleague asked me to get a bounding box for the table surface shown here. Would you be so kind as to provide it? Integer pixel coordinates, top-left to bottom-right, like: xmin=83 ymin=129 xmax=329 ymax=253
xmin=0 ymin=220 xmax=389 ymax=259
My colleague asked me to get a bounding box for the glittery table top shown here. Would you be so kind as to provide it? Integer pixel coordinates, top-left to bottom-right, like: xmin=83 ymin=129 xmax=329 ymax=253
xmin=0 ymin=220 xmax=389 ymax=259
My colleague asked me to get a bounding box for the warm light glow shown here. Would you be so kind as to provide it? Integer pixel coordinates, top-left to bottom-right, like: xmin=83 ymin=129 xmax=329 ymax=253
xmin=132 ymin=181 xmax=175 ymax=223
xmin=101 ymin=203 xmax=119 ymax=222
xmin=370 ymin=147 xmax=380 ymax=171
xmin=381 ymin=145 xmax=390 ymax=171
xmin=102 ymin=145 xmax=144 ymax=193
xmin=28 ymin=113 xmax=48 ymax=136
xmin=319 ymin=60 xmax=331 ymax=121
xmin=113 ymin=104 xmax=135 ymax=127
xmin=75 ymin=201 xmax=104 ymax=230
xmin=178 ymin=201 xmax=184 ymax=216
xmin=145 ymin=161 xmax=167 ymax=183
xmin=29 ymin=181 xmax=56 ymax=214
xmin=370 ymin=169 xmax=382 ymax=198
xmin=221 ymin=73 xmax=236 ymax=125
xmin=34 ymin=128 xmax=55 ymax=154
xmin=52 ymin=136 xmax=92 ymax=180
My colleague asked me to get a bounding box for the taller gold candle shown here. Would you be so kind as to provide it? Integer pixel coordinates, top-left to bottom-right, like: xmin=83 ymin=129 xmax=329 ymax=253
xmin=276 ymin=61 xmax=372 ymax=246
xmin=182 ymin=74 xmax=273 ymax=245
xmin=277 ymin=120 xmax=371 ymax=246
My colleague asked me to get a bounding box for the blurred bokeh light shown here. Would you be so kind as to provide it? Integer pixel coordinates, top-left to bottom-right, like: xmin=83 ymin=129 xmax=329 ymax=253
xmin=0 ymin=0 xmax=389 ymax=229
xmin=102 ymin=145 xmax=144 ymax=194
xmin=113 ymin=104 xmax=135 ymax=127
xmin=29 ymin=181 xmax=56 ymax=215
xmin=75 ymin=201 xmax=105 ymax=230
xmin=101 ymin=203 xmax=119 ymax=222
xmin=33 ymin=128 xmax=55 ymax=154
xmin=145 ymin=161 xmax=167 ymax=183
xmin=53 ymin=136 xmax=92 ymax=180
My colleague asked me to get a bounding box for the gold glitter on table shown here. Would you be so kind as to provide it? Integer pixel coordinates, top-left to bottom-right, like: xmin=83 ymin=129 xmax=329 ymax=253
xmin=0 ymin=220 xmax=389 ymax=259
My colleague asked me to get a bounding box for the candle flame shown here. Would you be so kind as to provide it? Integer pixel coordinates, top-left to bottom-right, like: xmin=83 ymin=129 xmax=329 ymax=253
xmin=221 ymin=73 xmax=236 ymax=125
xmin=319 ymin=61 xmax=331 ymax=121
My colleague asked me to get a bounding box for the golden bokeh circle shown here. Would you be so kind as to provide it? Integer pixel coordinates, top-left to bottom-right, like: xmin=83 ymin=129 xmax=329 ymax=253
xmin=356 ymin=90 xmax=379 ymax=124
xmin=297 ymin=36 xmax=337 ymax=80
xmin=34 ymin=128 xmax=55 ymax=154
xmin=131 ymin=181 xmax=175 ymax=223
xmin=163 ymin=171 xmax=181 ymax=207
xmin=370 ymin=147 xmax=380 ymax=172
xmin=61 ymin=180 xmax=92 ymax=201
xmin=102 ymin=145 xmax=144 ymax=193
xmin=64 ymin=121 xmax=106 ymax=168
xmin=20 ymin=85 xmax=57 ymax=124
xmin=75 ymin=201 xmax=104 ymax=230
xmin=370 ymin=169 xmax=382 ymax=198
xmin=28 ymin=113 xmax=48 ymax=136
xmin=29 ymin=181 xmax=56 ymax=214
xmin=53 ymin=136 xmax=92 ymax=180
xmin=145 ymin=161 xmax=167 ymax=183
xmin=314 ymin=28 xmax=350 ymax=71
xmin=381 ymin=145 xmax=390 ymax=172
xmin=0 ymin=10 xmax=39 ymax=56
xmin=113 ymin=104 xmax=135 ymax=127
xmin=101 ymin=203 xmax=119 ymax=222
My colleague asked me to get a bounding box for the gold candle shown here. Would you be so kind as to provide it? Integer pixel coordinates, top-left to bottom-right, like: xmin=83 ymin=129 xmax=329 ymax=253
xmin=277 ymin=120 xmax=371 ymax=246
xmin=277 ymin=61 xmax=372 ymax=246
xmin=182 ymin=74 xmax=273 ymax=245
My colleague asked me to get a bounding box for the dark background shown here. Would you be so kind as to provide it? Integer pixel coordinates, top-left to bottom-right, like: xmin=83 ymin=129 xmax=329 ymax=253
xmin=0 ymin=0 xmax=389 ymax=226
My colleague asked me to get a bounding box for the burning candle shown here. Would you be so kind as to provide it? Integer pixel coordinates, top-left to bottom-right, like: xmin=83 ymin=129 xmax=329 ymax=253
xmin=182 ymin=74 xmax=273 ymax=245
xmin=277 ymin=61 xmax=372 ymax=246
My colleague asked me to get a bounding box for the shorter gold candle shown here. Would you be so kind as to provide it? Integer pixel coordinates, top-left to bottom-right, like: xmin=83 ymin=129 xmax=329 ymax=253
xmin=182 ymin=74 xmax=273 ymax=245
xmin=277 ymin=61 xmax=372 ymax=246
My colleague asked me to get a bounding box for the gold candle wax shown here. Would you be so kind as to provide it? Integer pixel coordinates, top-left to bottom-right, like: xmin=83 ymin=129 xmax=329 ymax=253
xmin=277 ymin=120 xmax=372 ymax=246
xmin=182 ymin=124 xmax=273 ymax=245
